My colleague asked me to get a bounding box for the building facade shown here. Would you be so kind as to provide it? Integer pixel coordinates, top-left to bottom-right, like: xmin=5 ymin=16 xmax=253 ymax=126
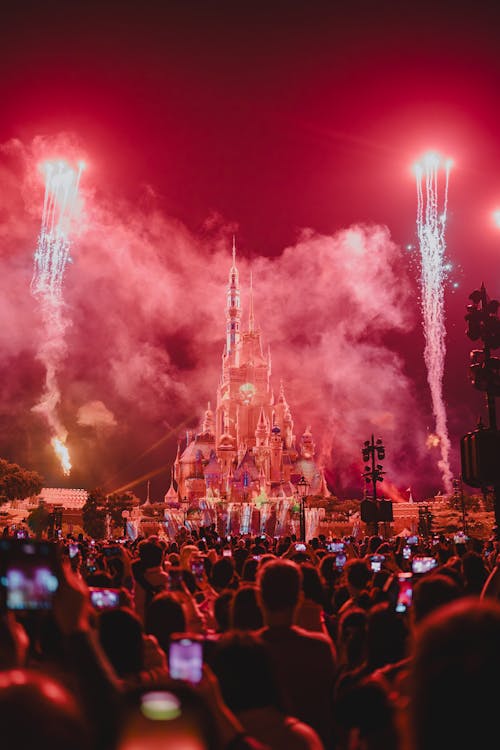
xmin=172 ymin=240 xmax=328 ymax=505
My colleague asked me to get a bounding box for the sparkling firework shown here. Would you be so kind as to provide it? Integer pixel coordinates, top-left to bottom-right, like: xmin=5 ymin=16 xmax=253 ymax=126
xmin=31 ymin=160 xmax=83 ymax=475
xmin=415 ymin=152 xmax=453 ymax=494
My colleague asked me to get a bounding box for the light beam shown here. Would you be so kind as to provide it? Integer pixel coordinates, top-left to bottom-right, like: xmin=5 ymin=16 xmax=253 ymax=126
xmin=31 ymin=160 xmax=83 ymax=475
xmin=415 ymin=151 xmax=453 ymax=494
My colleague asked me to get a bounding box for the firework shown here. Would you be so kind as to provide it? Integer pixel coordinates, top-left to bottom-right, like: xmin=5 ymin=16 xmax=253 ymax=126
xmin=415 ymin=152 xmax=453 ymax=494
xmin=31 ymin=160 xmax=83 ymax=475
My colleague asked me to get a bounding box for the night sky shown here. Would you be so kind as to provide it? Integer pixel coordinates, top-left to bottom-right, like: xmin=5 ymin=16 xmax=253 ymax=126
xmin=0 ymin=1 xmax=499 ymax=500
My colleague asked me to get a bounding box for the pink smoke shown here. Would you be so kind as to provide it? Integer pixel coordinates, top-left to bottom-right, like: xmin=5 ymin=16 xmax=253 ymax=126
xmin=0 ymin=135 xmax=444 ymax=497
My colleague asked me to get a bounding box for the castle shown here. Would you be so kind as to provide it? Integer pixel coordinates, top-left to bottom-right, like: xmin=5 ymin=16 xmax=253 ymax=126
xmin=171 ymin=240 xmax=329 ymax=507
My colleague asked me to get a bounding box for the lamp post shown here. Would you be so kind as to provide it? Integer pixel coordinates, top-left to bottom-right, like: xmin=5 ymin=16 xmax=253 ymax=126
xmin=361 ymin=435 xmax=386 ymax=536
xmin=180 ymin=496 xmax=189 ymax=526
xmin=296 ymin=475 xmax=309 ymax=542
xmin=462 ymin=283 xmax=500 ymax=539
xmin=121 ymin=509 xmax=129 ymax=538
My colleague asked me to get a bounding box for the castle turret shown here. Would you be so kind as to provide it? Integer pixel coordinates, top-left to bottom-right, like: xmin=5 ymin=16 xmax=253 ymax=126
xmin=225 ymin=236 xmax=241 ymax=360
xmin=270 ymin=426 xmax=283 ymax=483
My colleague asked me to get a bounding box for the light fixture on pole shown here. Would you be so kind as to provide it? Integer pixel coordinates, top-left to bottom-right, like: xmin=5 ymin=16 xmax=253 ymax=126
xmin=296 ymin=475 xmax=309 ymax=542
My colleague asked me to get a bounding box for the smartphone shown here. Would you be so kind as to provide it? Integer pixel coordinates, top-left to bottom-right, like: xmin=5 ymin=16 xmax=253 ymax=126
xmin=14 ymin=529 xmax=28 ymax=540
xmin=191 ymin=558 xmax=205 ymax=582
xmin=412 ymin=556 xmax=438 ymax=574
xmin=395 ymin=572 xmax=413 ymax=613
xmin=335 ymin=552 xmax=347 ymax=570
xmin=328 ymin=542 xmax=344 ymax=553
xmin=454 ymin=532 xmax=469 ymax=544
xmin=407 ymin=535 xmax=419 ymax=546
xmin=402 ymin=545 xmax=411 ymax=560
xmin=0 ymin=539 xmax=59 ymax=611
xmin=253 ymin=555 xmax=262 ymax=561
xmin=140 ymin=690 xmax=182 ymax=721
xmin=86 ymin=555 xmax=97 ymax=573
xmin=168 ymin=635 xmax=203 ymax=683
xmin=167 ymin=567 xmax=184 ymax=591
xmin=89 ymin=587 xmax=121 ymax=609
xmin=369 ymin=554 xmax=385 ymax=572
xmin=222 ymin=549 xmax=232 ymax=558
xmin=294 ymin=543 xmax=306 ymax=552
xmin=103 ymin=546 xmax=121 ymax=557
xmin=69 ymin=543 xmax=79 ymax=559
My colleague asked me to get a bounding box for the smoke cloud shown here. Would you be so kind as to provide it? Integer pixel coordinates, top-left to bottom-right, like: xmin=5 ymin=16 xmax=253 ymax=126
xmin=0 ymin=135 xmax=445 ymax=498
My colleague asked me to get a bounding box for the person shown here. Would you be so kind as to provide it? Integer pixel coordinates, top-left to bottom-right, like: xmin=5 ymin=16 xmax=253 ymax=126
xmin=212 ymin=632 xmax=324 ymax=750
xmin=0 ymin=670 xmax=91 ymax=750
xmin=144 ymin=592 xmax=187 ymax=658
xmin=256 ymin=559 xmax=337 ymax=749
xmin=132 ymin=538 xmax=169 ymax=621
xmin=407 ymin=597 xmax=500 ymax=750
xmin=230 ymin=584 xmax=263 ymax=631
xmin=295 ymin=563 xmax=329 ymax=636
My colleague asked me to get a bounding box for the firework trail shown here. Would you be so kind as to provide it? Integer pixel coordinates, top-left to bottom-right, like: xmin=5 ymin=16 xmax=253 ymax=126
xmin=415 ymin=152 xmax=453 ymax=494
xmin=31 ymin=161 xmax=83 ymax=475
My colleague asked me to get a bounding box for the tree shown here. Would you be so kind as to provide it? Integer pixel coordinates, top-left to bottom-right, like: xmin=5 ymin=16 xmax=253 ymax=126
xmin=106 ymin=492 xmax=140 ymax=530
xmin=0 ymin=459 xmax=43 ymax=505
xmin=82 ymin=488 xmax=107 ymax=539
xmin=27 ymin=502 xmax=52 ymax=538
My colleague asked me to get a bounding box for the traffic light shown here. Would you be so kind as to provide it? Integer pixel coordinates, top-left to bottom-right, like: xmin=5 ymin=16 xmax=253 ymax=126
xmin=461 ymin=427 xmax=500 ymax=487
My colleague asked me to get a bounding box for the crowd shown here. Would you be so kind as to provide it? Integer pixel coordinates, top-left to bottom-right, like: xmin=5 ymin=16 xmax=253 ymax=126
xmin=1 ymin=523 xmax=500 ymax=750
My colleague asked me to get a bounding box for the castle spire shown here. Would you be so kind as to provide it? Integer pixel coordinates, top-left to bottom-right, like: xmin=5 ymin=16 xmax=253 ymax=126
xmin=249 ymin=270 xmax=255 ymax=333
xmin=226 ymin=237 xmax=241 ymax=356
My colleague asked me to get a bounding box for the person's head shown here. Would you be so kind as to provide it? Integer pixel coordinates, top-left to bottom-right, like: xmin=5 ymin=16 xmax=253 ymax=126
xmin=319 ymin=554 xmax=343 ymax=587
xmin=300 ymin=562 xmax=325 ymax=606
xmin=0 ymin=670 xmax=90 ymax=750
xmin=412 ymin=573 xmax=461 ymax=625
xmin=98 ymin=608 xmax=144 ymax=677
xmin=257 ymin=559 xmax=302 ymax=623
xmin=211 ymin=632 xmax=283 ymax=712
xmin=138 ymin=540 xmax=164 ymax=569
xmin=365 ymin=602 xmax=409 ymax=670
xmin=179 ymin=544 xmax=199 ymax=571
xmin=144 ymin=593 xmax=186 ymax=656
xmin=231 ymin=584 xmax=263 ymax=631
xmin=368 ymin=535 xmax=383 ymax=553
xmin=241 ymin=557 xmax=259 ymax=582
xmin=409 ymin=597 xmax=500 ymax=750
xmin=345 ymin=559 xmax=371 ymax=595
xmin=461 ymin=550 xmax=487 ymax=593
xmin=211 ymin=558 xmax=236 ymax=591
xmin=213 ymin=590 xmax=235 ymax=633
xmin=337 ymin=607 xmax=368 ymax=667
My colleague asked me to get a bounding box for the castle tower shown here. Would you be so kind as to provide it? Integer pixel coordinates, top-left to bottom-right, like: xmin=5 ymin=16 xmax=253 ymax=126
xmin=225 ymin=236 xmax=241 ymax=361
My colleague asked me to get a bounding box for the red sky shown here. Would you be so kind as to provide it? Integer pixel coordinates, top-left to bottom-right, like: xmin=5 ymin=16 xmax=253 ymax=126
xmin=0 ymin=1 xmax=499 ymax=500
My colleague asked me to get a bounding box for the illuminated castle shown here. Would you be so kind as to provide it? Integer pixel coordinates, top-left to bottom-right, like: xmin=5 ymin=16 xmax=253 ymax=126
xmin=172 ymin=240 xmax=328 ymax=505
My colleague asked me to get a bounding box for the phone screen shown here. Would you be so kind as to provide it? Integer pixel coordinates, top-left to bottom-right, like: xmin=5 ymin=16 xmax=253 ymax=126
xmin=69 ymin=543 xmax=79 ymax=559
xmin=89 ymin=587 xmax=120 ymax=609
xmin=167 ymin=567 xmax=184 ymax=591
xmin=412 ymin=556 xmax=438 ymax=574
xmin=191 ymin=559 xmax=205 ymax=582
xmin=335 ymin=552 xmax=347 ymax=569
xmin=369 ymin=554 xmax=385 ymax=572
xmin=222 ymin=549 xmax=232 ymax=557
xmin=395 ymin=573 xmax=413 ymax=613
xmin=294 ymin=543 xmax=306 ymax=552
xmin=329 ymin=542 xmax=344 ymax=553
xmin=169 ymin=638 xmax=203 ymax=683
xmin=0 ymin=540 xmax=59 ymax=611
xmin=402 ymin=545 xmax=411 ymax=559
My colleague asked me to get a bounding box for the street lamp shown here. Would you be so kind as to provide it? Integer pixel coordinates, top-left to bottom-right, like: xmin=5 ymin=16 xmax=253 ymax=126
xmin=462 ymin=283 xmax=500 ymax=538
xmin=180 ymin=496 xmax=189 ymax=526
xmin=121 ymin=509 xmax=129 ymax=538
xmin=361 ymin=435 xmax=387 ymax=535
xmin=296 ymin=475 xmax=309 ymax=542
